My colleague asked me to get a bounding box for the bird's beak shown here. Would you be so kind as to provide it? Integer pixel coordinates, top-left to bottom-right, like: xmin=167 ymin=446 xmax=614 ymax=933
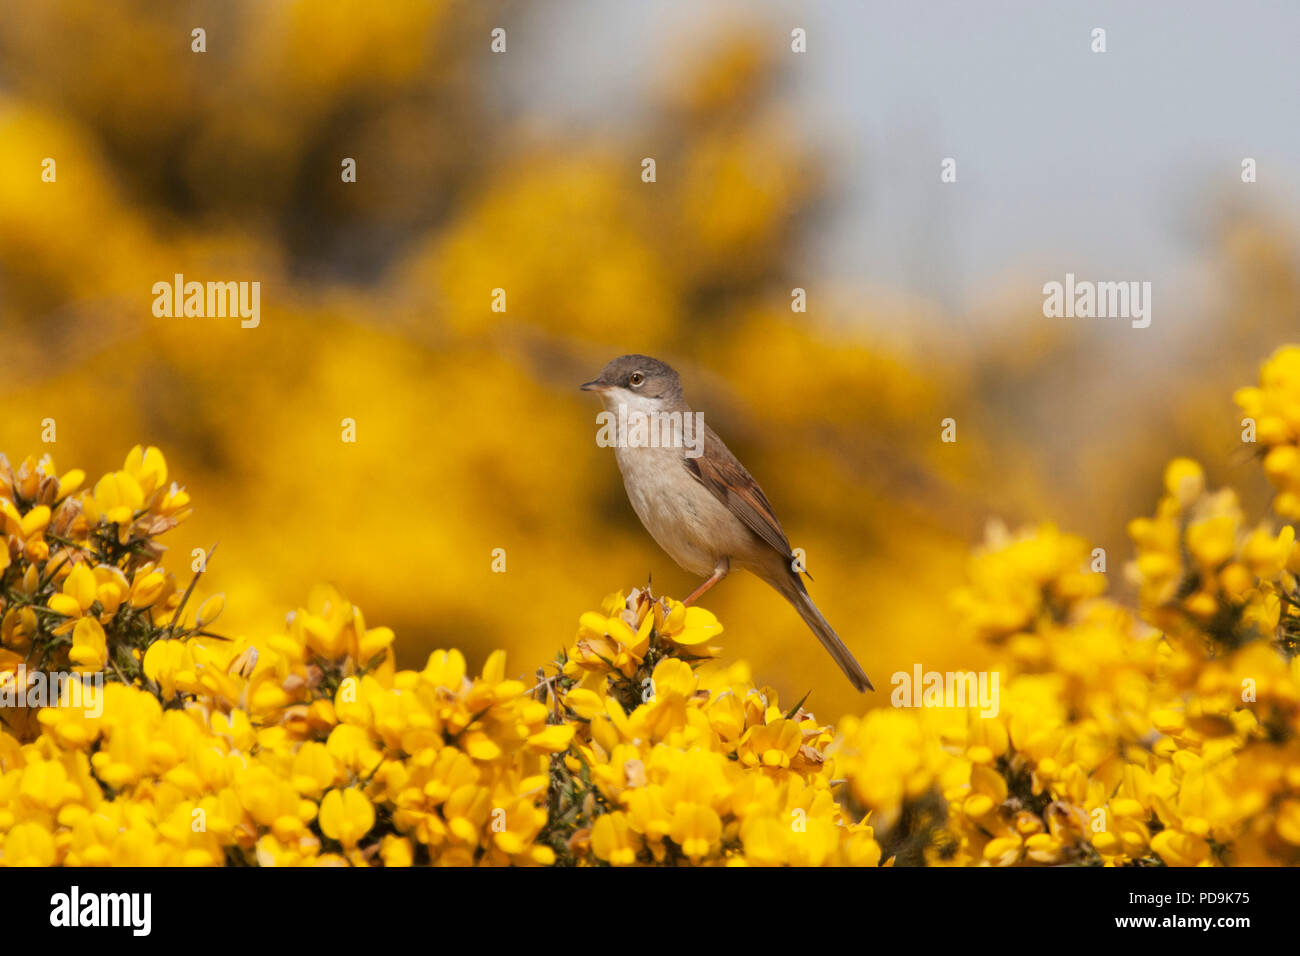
xmin=580 ymin=380 xmax=610 ymax=392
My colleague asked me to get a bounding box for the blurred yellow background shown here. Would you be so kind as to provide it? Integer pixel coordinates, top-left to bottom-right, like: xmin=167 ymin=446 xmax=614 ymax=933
xmin=1 ymin=0 xmax=1297 ymax=720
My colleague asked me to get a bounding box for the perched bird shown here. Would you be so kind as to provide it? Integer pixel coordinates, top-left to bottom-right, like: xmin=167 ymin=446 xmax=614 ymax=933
xmin=581 ymin=354 xmax=873 ymax=691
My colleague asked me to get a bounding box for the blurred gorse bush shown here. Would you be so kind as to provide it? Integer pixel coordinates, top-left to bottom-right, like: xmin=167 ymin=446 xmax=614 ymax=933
xmin=1 ymin=346 xmax=1300 ymax=866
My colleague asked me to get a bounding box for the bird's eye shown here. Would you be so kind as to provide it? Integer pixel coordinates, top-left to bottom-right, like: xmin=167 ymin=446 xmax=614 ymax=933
xmin=629 ymin=372 xmax=645 ymax=387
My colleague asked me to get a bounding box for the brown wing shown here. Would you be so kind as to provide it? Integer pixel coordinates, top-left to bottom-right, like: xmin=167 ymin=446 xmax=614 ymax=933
xmin=683 ymin=425 xmax=794 ymax=560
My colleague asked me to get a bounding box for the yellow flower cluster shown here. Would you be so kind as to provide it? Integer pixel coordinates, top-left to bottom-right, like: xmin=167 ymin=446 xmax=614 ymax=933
xmin=1129 ymin=457 xmax=1296 ymax=647
xmin=0 ymin=448 xmax=570 ymax=866
xmin=549 ymin=589 xmax=880 ymax=865
xmin=950 ymin=521 xmax=1107 ymax=656
xmin=874 ymin=491 xmax=1300 ymax=866
xmin=1236 ymin=344 xmax=1300 ymax=520
xmin=829 ymin=348 xmax=1300 ymax=867
xmin=0 ymin=448 xmax=188 ymax=687
xmin=822 ymin=347 xmax=1300 ymax=867
xmin=892 ymin=522 xmax=1162 ymax=865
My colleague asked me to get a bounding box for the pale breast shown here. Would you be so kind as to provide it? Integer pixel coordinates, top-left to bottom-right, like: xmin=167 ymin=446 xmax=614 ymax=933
xmin=614 ymin=443 xmax=749 ymax=577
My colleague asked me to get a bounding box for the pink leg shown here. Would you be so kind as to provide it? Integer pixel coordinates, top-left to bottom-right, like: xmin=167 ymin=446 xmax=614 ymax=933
xmin=683 ymin=563 xmax=729 ymax=606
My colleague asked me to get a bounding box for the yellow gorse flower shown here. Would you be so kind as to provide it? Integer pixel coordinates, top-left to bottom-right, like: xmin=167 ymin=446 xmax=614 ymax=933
xmin=1237 ymin=345 xmax=1300 ymax=518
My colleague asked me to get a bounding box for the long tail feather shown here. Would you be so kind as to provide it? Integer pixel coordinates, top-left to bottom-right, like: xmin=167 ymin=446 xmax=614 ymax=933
xmin=785 ymin=582 xmax=873 ymax=692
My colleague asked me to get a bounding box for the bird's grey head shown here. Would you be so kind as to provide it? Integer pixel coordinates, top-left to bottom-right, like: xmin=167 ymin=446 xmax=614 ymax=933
xmin=580 ymin=355 xmax=684 ymax=406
